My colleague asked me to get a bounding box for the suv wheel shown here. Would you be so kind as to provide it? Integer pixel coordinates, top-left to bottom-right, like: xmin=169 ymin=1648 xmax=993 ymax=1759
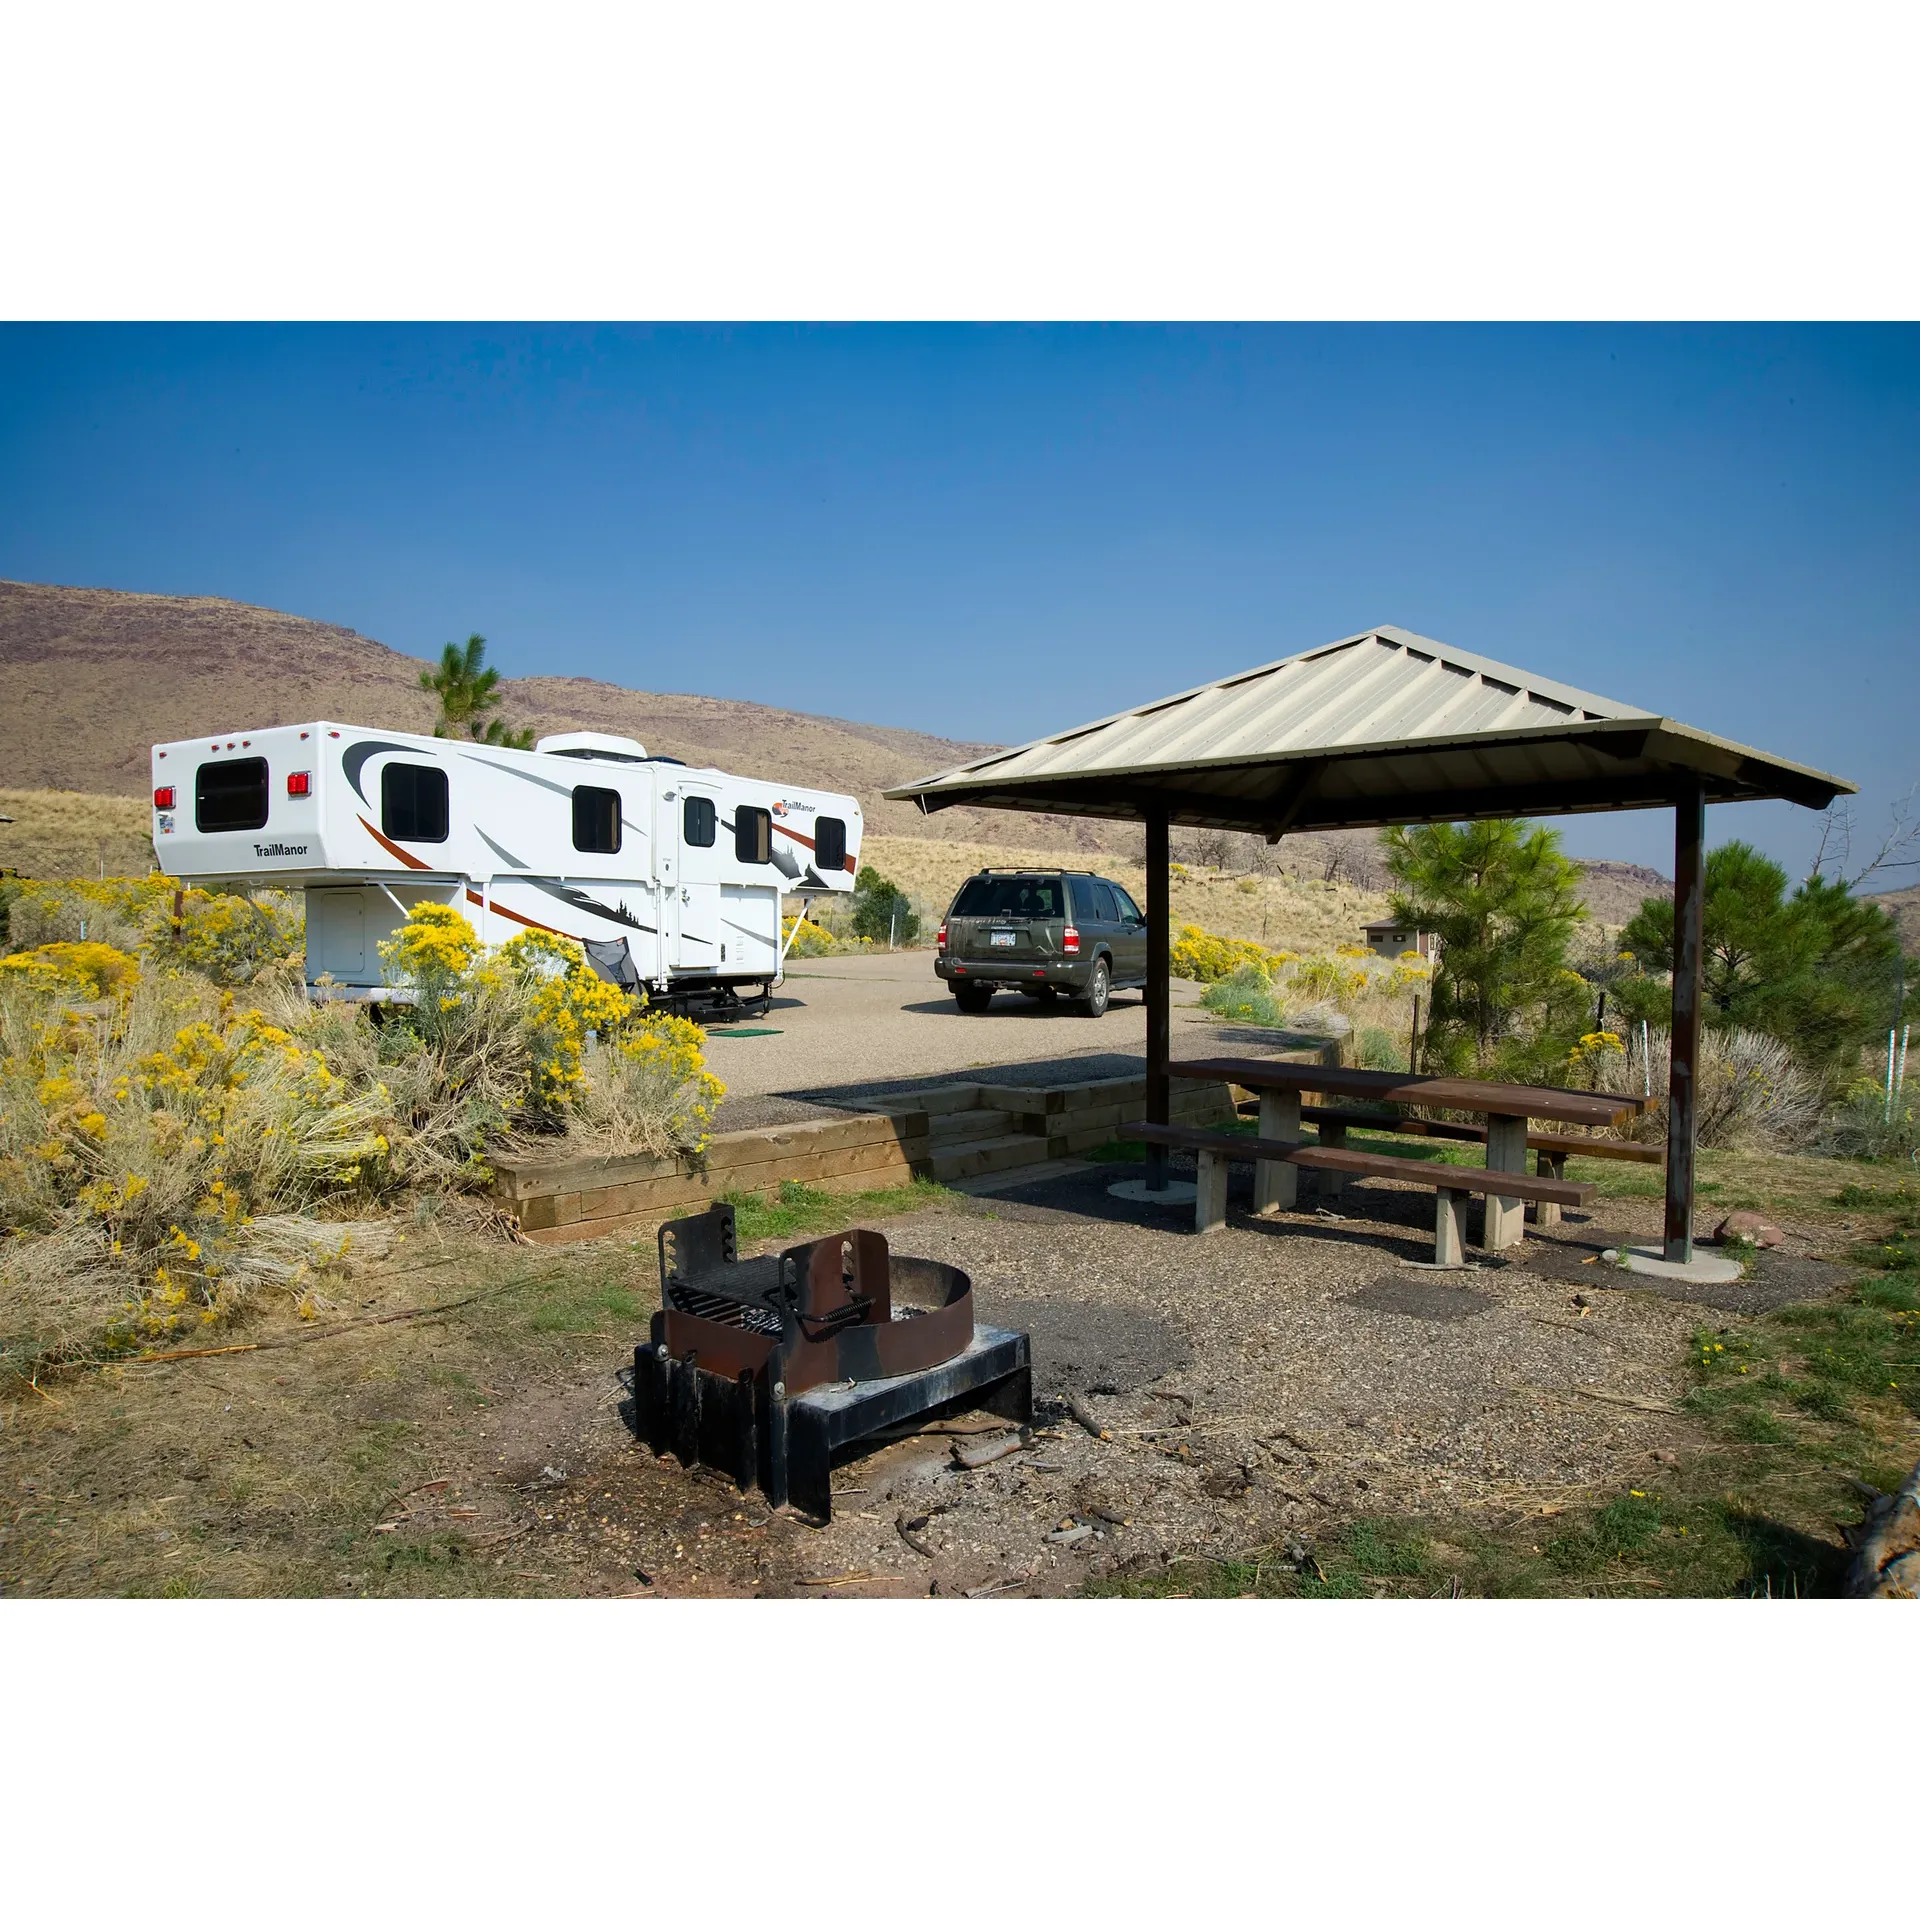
xmin=954 ymin=983 xmax=994 ymax=1014
xmin=1075 ymin=959 xmax=1110 ymax=1019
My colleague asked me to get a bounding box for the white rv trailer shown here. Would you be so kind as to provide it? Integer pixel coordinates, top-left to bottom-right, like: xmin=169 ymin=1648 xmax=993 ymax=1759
xmin=147 ymin=723 xmax=862 ymax=1018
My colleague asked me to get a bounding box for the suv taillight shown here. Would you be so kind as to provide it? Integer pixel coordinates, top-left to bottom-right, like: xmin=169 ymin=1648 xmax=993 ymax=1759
xmin=152 ymin=785 xmax=175 ymax=810
xmin=1062 ymin=925 xmax=1080 ymax=954
xmin=937 ymin=922 xmax=948 ymax=951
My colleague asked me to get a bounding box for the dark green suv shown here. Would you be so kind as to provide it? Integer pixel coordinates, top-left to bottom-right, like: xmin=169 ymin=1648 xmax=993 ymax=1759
xmin=934 ymin=869 xmax=1148 ymax=1017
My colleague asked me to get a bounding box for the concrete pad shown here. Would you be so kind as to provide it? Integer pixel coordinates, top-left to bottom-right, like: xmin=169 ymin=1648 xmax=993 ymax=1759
xmin=1107 ymin=1178 xmax=1198 ymax=1207
xmin=1603 ymin=1244 xmax=1747 ymax=1284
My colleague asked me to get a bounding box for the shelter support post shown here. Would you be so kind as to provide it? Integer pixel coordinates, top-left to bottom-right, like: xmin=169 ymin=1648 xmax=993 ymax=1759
xmin=1664 ymin=774 xmax=1706 ymax=1263
xmin=1145 ymin=803 xmax=1171 ymax=1191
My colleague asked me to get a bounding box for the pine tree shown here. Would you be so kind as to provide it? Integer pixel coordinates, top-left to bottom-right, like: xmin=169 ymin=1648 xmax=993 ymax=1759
xmin=1615 ymin=843 xmax=1899 ymax=1091
xmin=419 ymin=634 xmax=534 ymax=750
xmin=1381 ymin=818 xmax=1588 ymax=1077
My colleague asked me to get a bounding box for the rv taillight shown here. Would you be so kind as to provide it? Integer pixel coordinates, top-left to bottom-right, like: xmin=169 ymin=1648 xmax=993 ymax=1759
xmin=286 ymin=771 xmax=312 ymax=797
xmin=152 ymin=785 xmax=175 ymax=810
xmin=937 ymin=922 xmax=947 ymax=951
xmin=1062 ymin=925 xmax=1080 ymax=954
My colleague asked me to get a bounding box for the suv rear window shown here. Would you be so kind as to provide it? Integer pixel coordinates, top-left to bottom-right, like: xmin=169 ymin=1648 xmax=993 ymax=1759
xmin=195 ymin=756 xmax=269 ymax=833
xmin=951 ymin=874 xmax=1065 ymax=919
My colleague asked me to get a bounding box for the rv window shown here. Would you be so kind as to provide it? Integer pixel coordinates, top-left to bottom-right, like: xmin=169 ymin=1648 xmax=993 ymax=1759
xmin=381 ymin=762 xmax=449 ymax=843
xmin=683 ymin=795 xmax=716 ymax=847
xmin=195 ymin=756 xmax=269 ymax=833
xmin=734 ymin=806 xmax=772 ymax=865
xmin=572 ymin=785 xmax=621 ymax=855
xmin=814 ymin=816 xmax=847 ymax=873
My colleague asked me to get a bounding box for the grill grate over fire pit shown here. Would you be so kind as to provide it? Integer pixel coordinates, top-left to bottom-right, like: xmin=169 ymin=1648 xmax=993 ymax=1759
xmin=633 ymin=1204 xmax=1031 ymax=1521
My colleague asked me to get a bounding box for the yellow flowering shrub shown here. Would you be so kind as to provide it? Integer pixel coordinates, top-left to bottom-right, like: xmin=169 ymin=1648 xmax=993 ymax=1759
xmin=168 ymin=889 xmax=303 ymax=983
xmin=1565 ymin=1029 xmax=1627 ymax=1085
xmin=782 ymin=915 xmax=835 ymax=959
xmin=8 ymin=875 xmax=301 ymax=985
xmin=488 ymin=927 xmax=639 ymax=1117
xmin=0 ymin=940 xmax=140 ymax=1000
xmin=0 ymin=895 xmax=731 ymax=1380
xmin=1284 ymin=954 xmax=1371 ymax=1006
xmin=1170 ymin=923 xmax=1277 ymax=984
xmin=0 ymin=966 xmax=392 ymax=1370
xmin=373 ymin=906 xmax=661 ymax=1138
xmin=379 ymin=900 xmax=481 ymax=999
xmin=573 ymin=1012 xmax=727 ymax=1160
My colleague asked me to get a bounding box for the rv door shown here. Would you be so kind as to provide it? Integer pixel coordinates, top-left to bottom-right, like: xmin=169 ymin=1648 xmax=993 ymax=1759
xmin=673 ymin=778 xmax=723 ymax=969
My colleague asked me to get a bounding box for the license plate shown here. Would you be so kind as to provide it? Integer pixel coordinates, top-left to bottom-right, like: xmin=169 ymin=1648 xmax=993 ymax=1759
xmin=990 ymin=930 xmax=1016 ymax=947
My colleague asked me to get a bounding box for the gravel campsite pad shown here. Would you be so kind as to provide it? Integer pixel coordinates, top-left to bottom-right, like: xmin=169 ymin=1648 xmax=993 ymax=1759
xmin=0 ymin=1158 xmax=1871 ymax=1600
xmin=506 ymin=1169 xmax=1852 ymax=1600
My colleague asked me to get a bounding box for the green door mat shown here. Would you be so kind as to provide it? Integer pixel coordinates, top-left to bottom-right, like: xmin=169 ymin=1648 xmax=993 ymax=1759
xmin=708 ymin=1027 xmax=782 ymax=1038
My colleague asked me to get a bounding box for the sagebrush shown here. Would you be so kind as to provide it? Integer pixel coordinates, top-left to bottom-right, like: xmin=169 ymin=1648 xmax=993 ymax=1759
xmin=0 ymin=890 xmax=724 ymax=1386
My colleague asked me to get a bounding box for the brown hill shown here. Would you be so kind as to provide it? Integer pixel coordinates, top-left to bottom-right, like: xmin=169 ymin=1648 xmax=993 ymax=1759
xmin=1869 ymin=881 xmax=1920 ymax=957
xmin=0 ymin=579 xmax=1695 ymax=915
xmin=1575 ymin=859 xmax=1669 ymax=928
xmin=0 ymin=577 xmax=1026 ymax=845
xmin=0 ymin=579 xmax=1352 ymax=872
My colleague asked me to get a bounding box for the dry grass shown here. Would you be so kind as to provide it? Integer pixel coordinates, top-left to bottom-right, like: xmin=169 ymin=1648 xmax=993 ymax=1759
xmin=1593 ymin=1026 xmax=1824 ymax=1151
xmin=0 ymin=788 xmax=153 ymax=881
xmin=858 ymin=833 xmax=1391 ymax=951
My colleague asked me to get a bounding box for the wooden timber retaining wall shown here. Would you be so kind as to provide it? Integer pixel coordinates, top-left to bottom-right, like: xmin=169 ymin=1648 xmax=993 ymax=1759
xmin=492 ymin=1109 xmax=931 ymax=1246
xmin=492 ymin=1041 xmax=1342 ymax=1246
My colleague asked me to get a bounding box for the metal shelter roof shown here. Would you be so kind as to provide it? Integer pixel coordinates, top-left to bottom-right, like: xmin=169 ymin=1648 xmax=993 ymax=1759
xmin=884 ymin=626 xmax=1853 ymax=833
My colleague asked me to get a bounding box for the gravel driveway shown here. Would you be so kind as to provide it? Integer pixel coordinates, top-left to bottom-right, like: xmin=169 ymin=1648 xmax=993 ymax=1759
xmin=708 ymin=951 xmax=1312 ymax=1130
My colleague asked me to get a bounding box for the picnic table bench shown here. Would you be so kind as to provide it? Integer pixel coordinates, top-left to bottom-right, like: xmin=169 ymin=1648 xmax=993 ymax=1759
xmin=1122 ymin=1121 xmax=1596 ymax=1269
xmin=1256 ymin=1103 xmax=1662 ymax=1225
xmin=1169 ymin=1057 xmax=1651 ymax=1251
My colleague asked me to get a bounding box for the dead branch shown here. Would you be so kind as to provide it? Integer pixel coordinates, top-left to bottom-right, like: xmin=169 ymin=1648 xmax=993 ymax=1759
xmin=1810 ymin=783 xmax=1920 ymax=888
xmin=1065 ymin=1392 xmax=1112 ymax=1441
xmin=951 ymin=1428 xmax=1032 ymax=1469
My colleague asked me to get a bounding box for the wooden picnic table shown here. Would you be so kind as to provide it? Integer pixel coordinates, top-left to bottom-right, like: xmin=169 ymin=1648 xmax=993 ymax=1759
xmin=1169 ymin=1057 xmax=1654 ymax=1251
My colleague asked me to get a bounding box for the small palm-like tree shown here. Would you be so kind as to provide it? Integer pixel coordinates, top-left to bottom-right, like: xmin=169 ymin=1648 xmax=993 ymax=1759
xmin=420 ymin=633 xmax=534 ymax=749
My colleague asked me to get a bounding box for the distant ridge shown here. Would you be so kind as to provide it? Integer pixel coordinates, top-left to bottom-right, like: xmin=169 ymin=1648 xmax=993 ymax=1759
xmin=0 ymin=579 xmax=1701 ymax=908
xmin=0 ymin=577 xmax=1022 ymax=846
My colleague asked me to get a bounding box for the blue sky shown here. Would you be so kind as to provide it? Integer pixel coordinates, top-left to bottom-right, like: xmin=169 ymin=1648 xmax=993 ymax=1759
xmin=2 ymin=323 xmax=1914 ymax=879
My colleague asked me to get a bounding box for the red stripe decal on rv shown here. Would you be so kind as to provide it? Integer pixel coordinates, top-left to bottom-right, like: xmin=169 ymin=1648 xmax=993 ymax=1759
xmin=357 ymin=816 xmax=574 ymax=939
xmin=462 ymin=889 xmax=574 ymax=940
xmin=359 ymin=817 xmax=434 ymax=869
